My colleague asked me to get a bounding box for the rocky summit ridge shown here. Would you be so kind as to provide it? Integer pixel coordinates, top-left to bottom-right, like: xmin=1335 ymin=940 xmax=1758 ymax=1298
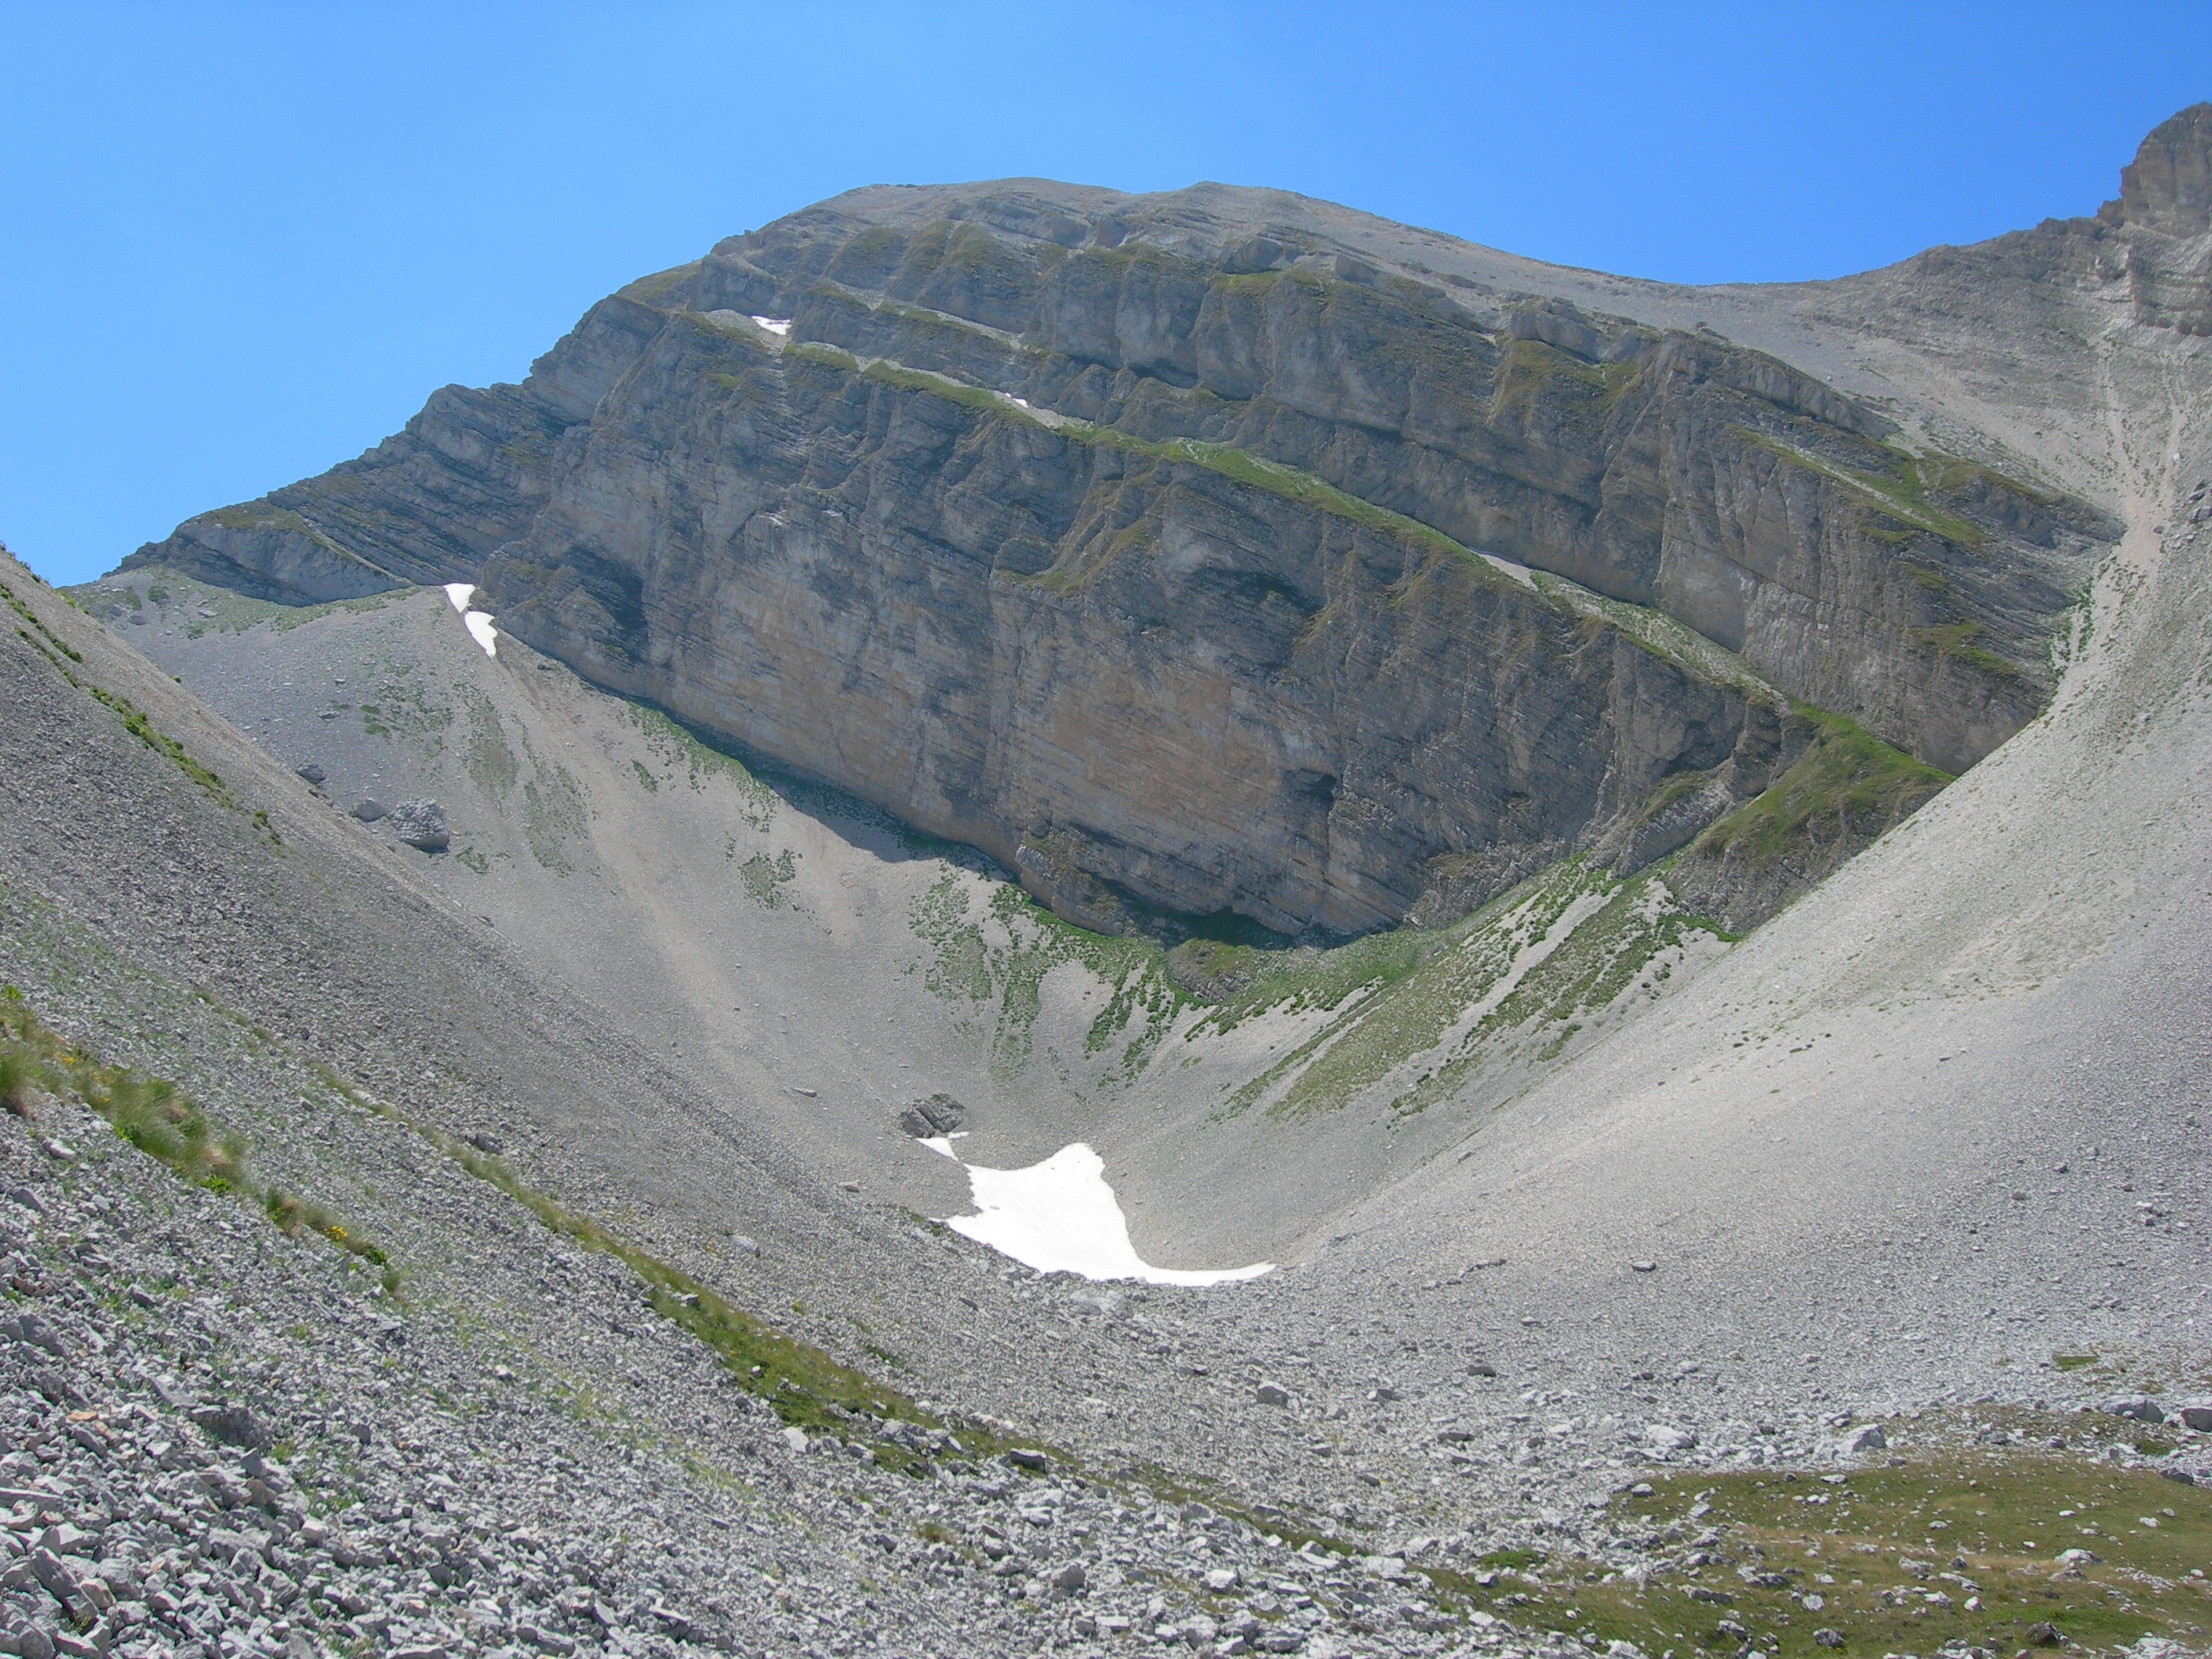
xmin=3 ymin=104 xmax=2209 ymax=1659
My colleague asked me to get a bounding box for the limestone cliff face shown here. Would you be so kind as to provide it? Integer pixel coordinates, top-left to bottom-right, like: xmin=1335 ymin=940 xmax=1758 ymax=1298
xmin=129 ymin=171 xmax=2121 ymax=938
xmin=2101 ymin=102 xmax=2212 ymax=336
xmin=665 ymin=199 xmax=2105 ymax=776
xmin=128 ymin=295 xmax=668 ymax=601
xmin=477 ymin=321 xmax=1808 ymax=936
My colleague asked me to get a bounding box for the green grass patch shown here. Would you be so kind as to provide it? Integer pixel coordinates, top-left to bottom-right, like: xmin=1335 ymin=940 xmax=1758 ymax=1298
xmin=1218 ymin=859 xmax=1604 ymax=1120
xmin=196 ymin=503 xmax=398 ymax=585
xmin=906 ymin=873 xmax=1184 ymax=1083
xmin=84 ymin=685 xmax=239 ymax=809
xmin=786 ymin=340 xmax=861 ymax=372
xmin=453 ymin=1138 xmax=896 ymax=1431
xmin=94 ymin=566 xmax=395 ymax=638
xmin=1462 ymin=1441 xmax=2212 ymax=1658
xmin=1261 ymin=862 xmax=1726 ymax=1121
xmin=859 ymin=359 xmax=1020 ymax=420
xmin=739 ymin=848 xmax=797 ymax=907
xmin=1490 ymin=337 xmax=1638 ymax=415
xmin=289 ymin=1061 xmax=1048 ymax=1477
xmin=1915 ymin=621 xmax=2023 ymax=681
xmin=208 ymin=503 xmax=318 ymax=536
xmin=1478 ymin=1547 xmax=1547 ymax=1571
xmin=3 ymin=579 xmax=83 ymax=664
xmin=617 ymin=261 xmax=702 ymax=304
xmin=395 ymin=1115 xmax=1040 ymax=1476
xmin=1689 ymin=711 xmax=1950 ymax=870
xmin=624 ymin=703 xmax=779 ymax=827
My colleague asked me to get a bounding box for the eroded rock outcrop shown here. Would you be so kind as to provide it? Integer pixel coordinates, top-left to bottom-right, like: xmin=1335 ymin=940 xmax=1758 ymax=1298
xmin=2100 ymin=102 xmax=2212 ymax=336
xmin=480 ymin=324 xmax=1814 ymax=935
xmin=127 ymin=168 xmax=2122 ymax=938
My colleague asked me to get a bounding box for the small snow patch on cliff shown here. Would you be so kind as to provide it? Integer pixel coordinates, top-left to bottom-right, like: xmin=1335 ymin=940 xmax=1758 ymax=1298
xmin=442 ymin=583 xmax=499 ymax=658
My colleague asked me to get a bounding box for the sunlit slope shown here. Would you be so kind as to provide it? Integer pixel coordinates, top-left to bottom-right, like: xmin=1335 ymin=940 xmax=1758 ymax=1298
xmin=1318 ymin=331 xmax=2212 ymax=1380
xmin=84 ymin=566 xmax=1754 ymax=1262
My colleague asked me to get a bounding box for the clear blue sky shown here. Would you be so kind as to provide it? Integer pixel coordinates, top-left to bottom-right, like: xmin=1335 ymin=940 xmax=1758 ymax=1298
xmin=5 ymin=1 xmax=2208 ymax=585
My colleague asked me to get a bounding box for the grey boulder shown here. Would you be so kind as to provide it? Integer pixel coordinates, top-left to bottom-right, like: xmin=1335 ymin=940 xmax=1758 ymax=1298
xmin=388 ymin=800 xmax=450 ymax=852
xmin=897 ymin=1093 xmax=966 ymax=1138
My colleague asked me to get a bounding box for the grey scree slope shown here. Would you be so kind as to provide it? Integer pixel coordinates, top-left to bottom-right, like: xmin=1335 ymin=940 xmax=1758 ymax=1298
xmin=2 ymin=107 xmax=2209 ymax=1659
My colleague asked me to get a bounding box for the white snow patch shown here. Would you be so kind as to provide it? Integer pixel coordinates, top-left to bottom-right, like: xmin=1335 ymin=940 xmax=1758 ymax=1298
xmin=444 ymin=583 xmax=498 ymax=657
xmin=919 ymin=1132 xmax=968 ymax=1159
xmin=750 ymin=315 xmax=793 ymax=336
xmin=991 ymin=389 xmax=1072 ymax=428
xmin=938 ymin=1142 xmax=1272 ymax=1287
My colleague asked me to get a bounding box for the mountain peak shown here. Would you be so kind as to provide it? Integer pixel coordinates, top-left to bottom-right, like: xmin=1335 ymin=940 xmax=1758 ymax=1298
xmin=2107 ymin=102 xmax=2212 ymax=235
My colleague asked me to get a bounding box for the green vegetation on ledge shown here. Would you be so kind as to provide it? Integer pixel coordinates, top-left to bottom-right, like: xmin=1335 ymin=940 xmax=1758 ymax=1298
xmin=1689 ymin=711 xmax=1951 ymax=871
xmin=817 ymin=351 xmax=1538 ymax=606
xmin=1731 ymin=426 xmax=2002 ymax=549
xmin=1917 ymin=620 xmax=2024 ymax=681
xmin=1489 ymin=337 xmax=1639 ymax=415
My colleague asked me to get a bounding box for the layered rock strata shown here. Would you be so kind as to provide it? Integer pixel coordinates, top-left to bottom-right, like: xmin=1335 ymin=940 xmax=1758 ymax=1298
xmin=130 ymin=163 xmax=2123 ymax=935
xmin=2101 ymin=102 xmax=2212 ymax=336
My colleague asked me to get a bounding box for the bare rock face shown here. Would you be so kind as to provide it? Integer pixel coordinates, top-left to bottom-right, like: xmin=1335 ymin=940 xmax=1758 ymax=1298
xmin=2113 ymin=101 xmax=2212 ymax=238
xmin=127 ymin=151 xmax=2134 ymax=938
xmin=477 ymin=320 xmax=1825 ymax=936
xmin=657 ymin=200 xmax=2105 ymax=778
xmin=122 ymin=296 xmax=670 ymax=601
xmin=2101 ymin=102 xmax=2212 ymax=336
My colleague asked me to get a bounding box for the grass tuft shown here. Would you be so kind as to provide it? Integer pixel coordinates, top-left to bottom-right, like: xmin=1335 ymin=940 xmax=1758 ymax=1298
xmin=0 ymin=992 xmax=394 ymax=1279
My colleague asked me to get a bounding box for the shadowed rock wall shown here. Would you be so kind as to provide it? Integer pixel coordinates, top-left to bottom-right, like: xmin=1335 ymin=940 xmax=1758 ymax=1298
xmin=477 ymin=324 xmax=1801 ymax=935
xmin=127 ymin=174 xmax=2122 ymax=936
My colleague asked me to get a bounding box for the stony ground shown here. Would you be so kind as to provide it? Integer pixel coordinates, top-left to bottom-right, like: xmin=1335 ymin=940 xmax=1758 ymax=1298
xmin=6 ymin=483 xmax=2212 ymax=1657
xmin=0 ymin=1040 xmax=1607 ymax=1659
xmin=9 ymin=112 xmax=2212 ymax=1659
xmin=8 ymin=1022 xmax=2209 ymax=1659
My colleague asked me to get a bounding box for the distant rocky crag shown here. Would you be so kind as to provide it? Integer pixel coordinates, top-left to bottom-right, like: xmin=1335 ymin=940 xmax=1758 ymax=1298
xmin=2103 ymin=101 xmax=2212 ymax=336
